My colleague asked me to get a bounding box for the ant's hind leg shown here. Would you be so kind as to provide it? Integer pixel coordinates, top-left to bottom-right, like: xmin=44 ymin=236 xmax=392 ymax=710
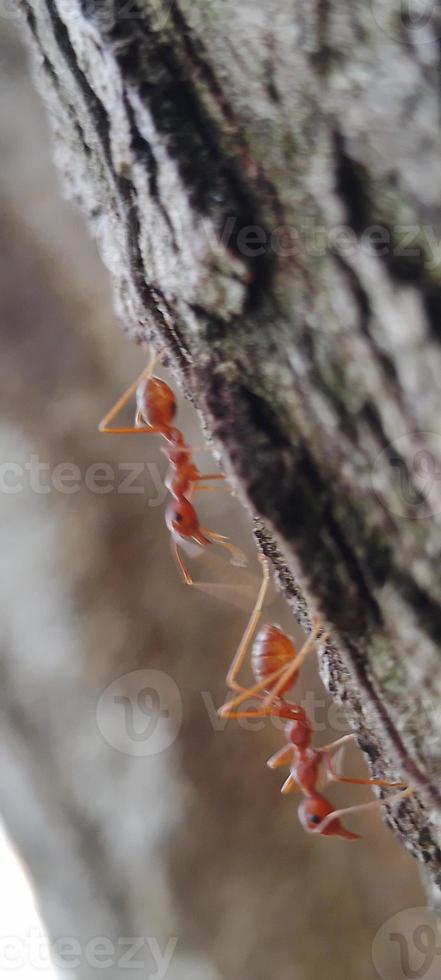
xmin=223 ymin=557 xmax=271 ymax=693
xmin=219 ymin=660 xmax=298 ymax=716
xmin=98 ymin=348 xmax=163 ymax=433
xmin=173 ymin=541 xmax=193 ymax=586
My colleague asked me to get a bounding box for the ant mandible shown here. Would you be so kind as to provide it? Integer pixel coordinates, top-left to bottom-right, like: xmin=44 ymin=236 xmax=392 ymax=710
xmin=219 ymin=558 xmax=409 ymax=839
xmin=99 ymin=348 xmax=246 ymax=582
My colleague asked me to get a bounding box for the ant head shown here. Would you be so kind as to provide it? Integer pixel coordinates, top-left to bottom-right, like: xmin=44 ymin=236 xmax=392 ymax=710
xmin=165 ymin=498 xmax=202 ymax=541
xmin=285 ymin=714 xmax=312 ymax=749
xmin=298 ymin=794 xmax=333 ymax=834
xmin=298 ymin=795 xmax=360 ymax=840
xmin=137 ymin=376 xmax=176 ymax=428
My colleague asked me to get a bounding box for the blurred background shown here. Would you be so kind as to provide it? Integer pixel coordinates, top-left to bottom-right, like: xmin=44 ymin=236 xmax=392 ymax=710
xmin=0 ymin=16 xmax=429 ymax=980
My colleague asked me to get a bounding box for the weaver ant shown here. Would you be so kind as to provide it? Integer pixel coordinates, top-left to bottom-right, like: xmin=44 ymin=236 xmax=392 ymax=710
xmin=219 ymin=558 xmax=409 ymax=839
xmin=99 ymin=349 xmax=246 ymax=582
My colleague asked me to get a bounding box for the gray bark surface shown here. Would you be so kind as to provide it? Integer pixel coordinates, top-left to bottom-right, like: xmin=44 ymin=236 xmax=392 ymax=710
xmin=20 ymin=0 xmax=441 ymax=888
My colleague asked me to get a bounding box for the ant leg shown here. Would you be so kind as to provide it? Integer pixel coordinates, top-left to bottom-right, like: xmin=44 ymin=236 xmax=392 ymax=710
xmin=172 ymin=531 xmax=238 ymax=587
xmin=193 ymin=475 xmax=230 ymax=495
xmin=311 ymin=786 xmax=413 ymax=837
xmin=220 ymin=688 xmax=277 ymax=720
xmin=224 ymin=557 xmax=271 ymax=693
xmin=200 ymin=526 xmax=248 ymax=568
xmin=281 ymin=773 xmax=301 ymax=795
xmin=321 ymin=733 xmax=358 ymax=753
xmin=267 ymin=744 xmax=294 ymax=769
xmin=173 ymin=544 xmax=260 ymax=610
xmin=319 ymin=734 xmax=357 ymax=783
xmin=173 ymin=541 xmax=193 ymax=586
xmin=193 ymin=486 xmax=231 ymax=493
xmin=219 ymin=662 xmax=298 ymax=715
xmin=219 ymin=705 xmax=272 ymax=720
xmin=324 ymin=748 xmax=407 ymax=789
xmin=193 ymin=474 xmax=226 ymax=482
xmin=98 ymin=348 xmax=162 ymax=433
xmin=100 ymin=424 xmax=165 ymax=435
xmin=99 ymin=372 xmax=146 ymax=431
xmin=263 ymin=618 xmax=325 ymax=709
xmin=193 ymin=482 xmax=231 ymax=496
xmin=161 ymin=445 xmax=215 ymax=458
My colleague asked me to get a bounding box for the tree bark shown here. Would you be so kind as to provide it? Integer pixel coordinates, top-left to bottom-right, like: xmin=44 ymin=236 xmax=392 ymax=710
xmin=20 ymin=0 xmax=441 ymax=889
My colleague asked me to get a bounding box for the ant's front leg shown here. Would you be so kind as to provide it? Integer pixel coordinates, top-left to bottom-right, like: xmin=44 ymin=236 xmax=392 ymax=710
xmin=280 ymin=773 xmax=301 ymax=795
xmin=201 ymin=526 xmax=248 ymax=568
xmin=267 ymin=744 xmax=295 ymax=770
xmin=217 ymin=557 xmax=271 ymax=699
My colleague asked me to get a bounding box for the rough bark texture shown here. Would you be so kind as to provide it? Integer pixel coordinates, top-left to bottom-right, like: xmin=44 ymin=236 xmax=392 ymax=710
xmin=20 ymin=0 xmax=441 ymax=890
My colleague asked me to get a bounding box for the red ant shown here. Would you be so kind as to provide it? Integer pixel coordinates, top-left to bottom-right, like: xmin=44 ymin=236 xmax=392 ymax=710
xmin=219 ymin=558 xmax=409 ymax=839
xmin=99 ymin=349 xmax=246 ymax=582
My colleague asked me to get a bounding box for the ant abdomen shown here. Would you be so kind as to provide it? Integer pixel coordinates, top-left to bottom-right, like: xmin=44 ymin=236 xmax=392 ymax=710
xmin=137 ymin=376 xmax=176 ymax=428
xmin=251 ymin=625 xmax=297 ymax=694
